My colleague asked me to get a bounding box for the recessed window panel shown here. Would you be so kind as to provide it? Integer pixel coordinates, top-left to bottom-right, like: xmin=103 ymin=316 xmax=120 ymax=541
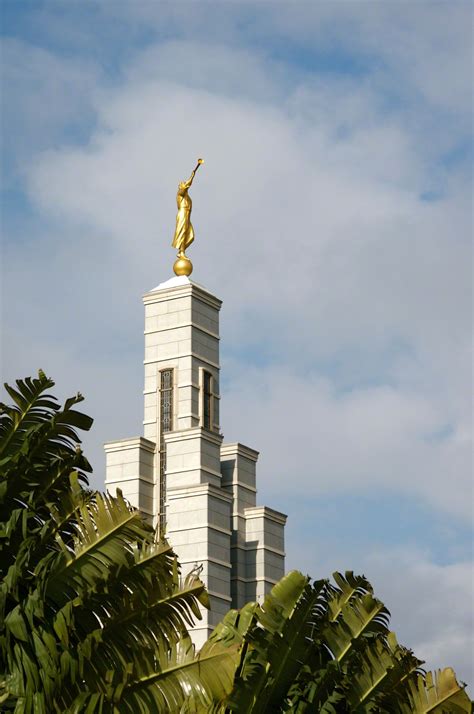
xmin=159 ymin=369 xmax=173 ymax=531
xmin=203 ymin=371 xmax=212 ymax=430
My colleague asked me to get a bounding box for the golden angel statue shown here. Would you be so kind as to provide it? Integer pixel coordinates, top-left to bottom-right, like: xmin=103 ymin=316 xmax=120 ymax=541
xmin=172 ymin=159 xmax=203 ymax=259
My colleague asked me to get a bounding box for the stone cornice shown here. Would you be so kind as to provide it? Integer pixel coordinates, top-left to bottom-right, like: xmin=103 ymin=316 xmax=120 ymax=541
xmin=244 ymin=505 xmax=288 ymax=524
xmin=143 ymin=280 xmax=222 ymax=312
xmin=166 ymin=481 xmax=234 ymax=503
xmin=103 ymin=436 xmax=156 ymax=453
xmin=144 ymin=322 xmax=220 ymax=340
xmin=231 ymin=542 xmax=286 ymax=557
xmin=221 ymin=442 xmax=259 ymax=461
xmin=164 ymin=427 xmax=223 ymax=447
xmin=143 ymin=353 xmax=220 ymax=369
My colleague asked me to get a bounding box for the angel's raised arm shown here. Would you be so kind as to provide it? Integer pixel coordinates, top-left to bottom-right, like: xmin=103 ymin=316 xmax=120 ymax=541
xmin=182 ymin=159 xmax=204 ymax=189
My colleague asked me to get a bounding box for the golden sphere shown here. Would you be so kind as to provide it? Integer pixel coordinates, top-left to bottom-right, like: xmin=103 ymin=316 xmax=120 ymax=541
xmin=173 ymin=256 xmax=193 ymax=277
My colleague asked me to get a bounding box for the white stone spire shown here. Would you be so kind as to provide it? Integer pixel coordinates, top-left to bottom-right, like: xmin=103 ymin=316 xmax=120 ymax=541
xmin=105 ymin=277 xmax=287 ymax=648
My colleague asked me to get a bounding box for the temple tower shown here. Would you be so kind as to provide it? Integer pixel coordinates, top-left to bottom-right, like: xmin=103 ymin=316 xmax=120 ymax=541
xmin=104 ymin=160 xmax=286 ymax=647
xmin=104 ymin=275 xmax=287 ymax=648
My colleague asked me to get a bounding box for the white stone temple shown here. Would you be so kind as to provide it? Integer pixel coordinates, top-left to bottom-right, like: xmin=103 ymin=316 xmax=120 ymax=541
xmin=104 ymin=274 xmax=287 ymax=648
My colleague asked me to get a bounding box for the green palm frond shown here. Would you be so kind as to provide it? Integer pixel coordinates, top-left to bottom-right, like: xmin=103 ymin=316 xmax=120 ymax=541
xmin=323 ymin=571 xmax=391 ymax=659
xmin=402 ymin=667 xmax=472 ymax=713
xmin=45 ymin=490 xmax=152 ymax=607
xmin=114 ymin=633 xmax=239 ymax=713
xmin=205 ymin=601 xmax=260 ymax=650
xmin=0 ymin=370 xmax=92 ymax=468
xmin=221 ymin=571 xmax=330 ymax=713
xmin=342 ymin=631 xmax=421 ymax=711
xmin=0 ymin=370 xmax=57 ymax=458
xmin=3 ymin=485 xmax=217 ymax=713
xmin=0 ymin=373 xmax=93 ymax=593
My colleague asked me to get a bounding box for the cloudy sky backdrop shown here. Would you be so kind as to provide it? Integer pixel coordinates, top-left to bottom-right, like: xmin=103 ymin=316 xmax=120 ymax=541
xmin=2 ymin=0 xmax=472 ymax=684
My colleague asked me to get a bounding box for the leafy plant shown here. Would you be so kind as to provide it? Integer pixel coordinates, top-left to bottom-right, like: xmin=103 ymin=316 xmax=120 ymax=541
xmin=0 ymin=372 xmax=235 ymax=712
xmin=1 ymin=373 xmax=471 ymax=713
xmin=209 ymin=570 xmax=472 ymax=713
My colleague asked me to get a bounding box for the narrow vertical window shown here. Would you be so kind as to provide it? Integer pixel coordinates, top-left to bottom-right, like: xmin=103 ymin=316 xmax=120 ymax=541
xmin=159 ymin=369 xmax=173 ymax=531
xmin=203 ymin=370 xmax=212 ymax=430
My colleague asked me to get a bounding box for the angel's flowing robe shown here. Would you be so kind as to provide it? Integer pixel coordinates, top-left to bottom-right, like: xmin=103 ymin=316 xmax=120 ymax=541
xmin=172 ymin=185 xmax=194 ymax=254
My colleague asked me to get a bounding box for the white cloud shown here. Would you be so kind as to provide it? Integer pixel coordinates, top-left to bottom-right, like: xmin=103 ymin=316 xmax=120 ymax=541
xmin=6 ymin=39 xmax=467 ymax=525
xmin=221 ymin=364 xmax=471 ymax=521
xmin=1 ymin=39 xmax=101 ymax=184
xmin=93 ymin=1 xmax=472 ymax=120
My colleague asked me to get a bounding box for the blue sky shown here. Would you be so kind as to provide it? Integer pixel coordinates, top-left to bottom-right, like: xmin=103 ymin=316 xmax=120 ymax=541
xmin=2 ymin=0 xmax=472 ymax=684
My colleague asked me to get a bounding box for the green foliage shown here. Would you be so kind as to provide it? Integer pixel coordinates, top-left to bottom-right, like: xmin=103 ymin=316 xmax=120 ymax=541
xmin=0 ymin=373 xmax=235 ymax=712
xmin=208 ymin=570 xmax=472 ymax=713
xmin=0 ymin=373 xmax=471 ymax=712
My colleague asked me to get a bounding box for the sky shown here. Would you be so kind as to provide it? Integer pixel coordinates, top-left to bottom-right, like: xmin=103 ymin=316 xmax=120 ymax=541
xmin=1 ymin=0 xmax=472 ymax=686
